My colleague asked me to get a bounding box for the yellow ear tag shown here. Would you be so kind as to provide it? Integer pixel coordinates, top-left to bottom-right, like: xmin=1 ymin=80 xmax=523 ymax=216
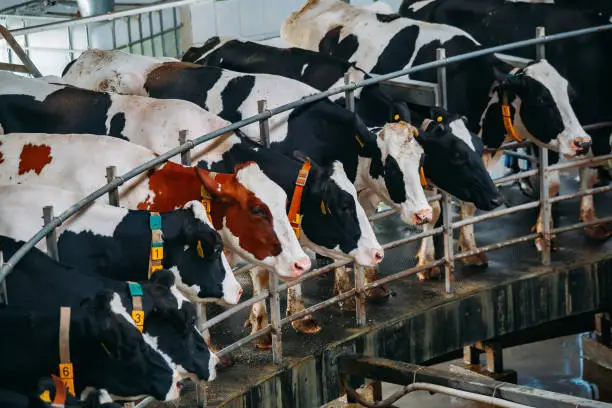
xmin=436 ymin=116 xmax=443 ymax=123
xmin=39 ymin=390 xmax=51 ymax=403
xmin=58 ymin=363 xmax=75 ymax=397
xmin=321 ymin=201 xmax=327 ymax=215
xmin=393 ymin=114 xmax=400 ymax=121
xmin=197 ymin=240 xmax=204 ymax=258
xmin=355 ymin=135 xmax=365 ymax=148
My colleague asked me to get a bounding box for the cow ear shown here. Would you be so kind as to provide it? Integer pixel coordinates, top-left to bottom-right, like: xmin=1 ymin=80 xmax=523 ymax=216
xmin=148 ymin=269 xmax=175 ymax=288
xmin=195 ymin=167 xmax=236 ymax=203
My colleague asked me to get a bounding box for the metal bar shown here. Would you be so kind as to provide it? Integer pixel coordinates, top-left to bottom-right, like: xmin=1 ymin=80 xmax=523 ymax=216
xmin=67 ymin=26 xmax=74 ymax=61
xmin=338 ymin=356 xmax=610 ymax=408
xmin=127 ymin=16 xmax=133 ymax=53
xmin=548 ymin=153 xmax=612 ymax=173
xmin=0 ymin=251 xmax=6 ymax=304
xmin=454 ymin=233 xmax=539 ymax=261
xmin=137 ymin=14 xmax=144 ymax=54
xmin=42 ymin=206 xmax=59 ymax=262
xmin=111 ymin=19 xmax=117 ymax=49
xmin=535 ymin=26 xmax=546 ymax=60
xmin=158 ymin=10 xmax=166 ymax=56
xmin=279 ymin=259 xmax=352 ymax=292
xmin=539 ymin=146 xmax=551 ymax=265
xmin=148 ymin=12 xmax=155 ymax=56
xmin=549 ymin=184 xmax=612 ymax=204
xmin=344 ymin=72 xmax=355 ymax=112
xmin=381 ymin=226 xmax=443 ymax=251
xmin=452 ymin=201 xmax=540 ymax=229
xmin=503 ymin=150 xmax=537 ymax=162
xmin=105 ymin=166 xmax=120 ymax=207
xmin=84 ymin=23 xmax=90 ymax=50
xmin=178 ymin=130 xmax=191 ymax=166
xmin=437 ymin=47 xmax=454 ymax=294
xmin=173 ymin=7 xmax=180 ymax=57
xmin=362 ymin=260 xmax=446 ymax=292
xmin=354 ymin=265 xmax=366 ymax=326
xmin=552 ymin=215 xmax=612 ymax=236
xmin=0 ymin=24 xmax=41 ymax=77
xmin=493 ymin=169 xmax=539 ymax=186
xmin=0 ymin=62 xmax=30 ymax=74
xmin=268 ymin=270 xmax=282 ymax=364
xmin=257 ymin=100 xmax=270 ymax=147
xmin=281 ymin=289 xmax=356 ymax=325
xmin=199 ymin=291 xmax=269 ymax=332
xmin=217 ymin=325 xmax=273 ymax=357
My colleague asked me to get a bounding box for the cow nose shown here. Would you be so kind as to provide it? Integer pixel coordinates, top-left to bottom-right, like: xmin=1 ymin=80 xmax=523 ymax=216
xmin=413 ymin=208 xmax=433 ymax=225
xmin=373 ymin=249 xmax=384 ymax=264
xmin=292 ymin=256 xmax=311 ymax=277
xmin=572 ymin=137 xmax=591 ymax=156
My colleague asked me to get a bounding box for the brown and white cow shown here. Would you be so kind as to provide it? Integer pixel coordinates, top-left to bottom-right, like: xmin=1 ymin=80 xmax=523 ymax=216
xmin=0 ymin=132 xmax=310 ymax=281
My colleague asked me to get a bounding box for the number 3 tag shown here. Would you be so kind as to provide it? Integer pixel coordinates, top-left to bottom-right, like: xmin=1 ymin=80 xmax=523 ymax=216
xmin=132 ymin=310 xmax=144 ymax=332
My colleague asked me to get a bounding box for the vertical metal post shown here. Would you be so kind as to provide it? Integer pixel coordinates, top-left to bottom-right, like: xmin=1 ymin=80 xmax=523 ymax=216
xmin=127 ymin=16 xmax=134 ymax=53
xmin=344 ymin=72 xmax=355 ymax=112
xmin=258 ymin=103 xmax=281 ymax=364
xmin=111 ymin=19 xmax=117 ymax=49
xmin=148 ymin=12 xmax=156 ymax=56
xmin=195 ymin=304 xmax=207 ymax=408
xmin=106 ymin=166 xmax=120 ymax=207
xmin=539 ymin=146 xmax=551 ymax=265
xmin=84 ymin=23 xmax=90 ymax=50
xmin=437 ymin=48 xmax=455 ymax=294
xmin=535 ymin=26 xmax=546 ymax=60
xmin=159 ymin=11 xmax=167 ymax=56
xmin=42 ymin=206 xmax=59 ymax=262
xmin=0 ymin=251 xmax=7 ymax=305
xmin=179 ymin=130 xmax=191 ymax=166
xmin=67 ymin=27 xmax=74 ymax=62
xmin=137 ymin=14 xmax=144 ymax=54
xmin=173 ymin=8 xmax=180 ymax=57
xmin=257 ymin=100 xmax=270 ymax=148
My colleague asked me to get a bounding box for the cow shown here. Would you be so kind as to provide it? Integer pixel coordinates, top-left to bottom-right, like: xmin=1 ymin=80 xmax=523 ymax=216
xmin=0 ymin=235 xmax=218 ymax=392
xmin=281 ymin=0 xmax=594 ymax=269
xmin=0 ymin=284 xmax=181 ymax=401
xmin=181 ymin=36 xmax=410 ymax=127
xmin=0 ymin=377 xmax=122 ymax=408
xmin=0 ymin=133 xmax=310 ymax=281
xmin=0 ymin=184 xmax=242 ymax=306
xmin=398 ymin=0 xmax=612 ymax=235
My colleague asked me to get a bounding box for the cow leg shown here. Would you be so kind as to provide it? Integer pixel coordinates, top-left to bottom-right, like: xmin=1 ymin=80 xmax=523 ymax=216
xmin=535 ymin=171 xmax=560 ymax=251
xmin=244 ymin=267 xmax=272 ymax=349
xmin=287 ymin=283 xmax=321 ymax=334
xmin=580 ymin=166 xmax=612 ymax=239
xmin=356 ymin=189 xmax=389 ymax=299
xmin=416 ymin=188 xmax=442 ymax=279
xmin=458 ymin=201 xmax=488 ymax=266
xmin=334 ymin=265 xmax=356 ymax=311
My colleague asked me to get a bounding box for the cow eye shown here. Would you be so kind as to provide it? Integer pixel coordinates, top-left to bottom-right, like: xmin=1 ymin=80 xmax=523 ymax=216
xmin=250 ymin=206 xmax=267 ymax=217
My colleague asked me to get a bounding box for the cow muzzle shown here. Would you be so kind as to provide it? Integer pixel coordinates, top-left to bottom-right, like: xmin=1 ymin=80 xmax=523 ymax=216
xmin=412 ymin=207 xmax=433 ymax=225
xmin=571 ymin=136 xmax=591 ymax=156
xmin=287 ymin=256 xmax=311 ymax=280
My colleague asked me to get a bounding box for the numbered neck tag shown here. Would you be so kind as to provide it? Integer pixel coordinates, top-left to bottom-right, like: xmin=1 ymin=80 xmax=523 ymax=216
xmin=201 ymin=186 xmax=213 ymax=224
xmin=58 ymin=307 xmax=76 ymax=397
xmin=149 ymin=213 xmax=164 ymax=277
xmin=128 ymin=282 xmax=145 ymax=332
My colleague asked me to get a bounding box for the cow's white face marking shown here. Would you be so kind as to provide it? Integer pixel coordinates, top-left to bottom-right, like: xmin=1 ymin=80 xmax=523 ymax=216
xmin=407 ymin=0 xmax=439 ymax=12
xmin=449 ymin=119 xmax=477 ymax=152
xmin=330 ymin=161 xmax=383 ymax=266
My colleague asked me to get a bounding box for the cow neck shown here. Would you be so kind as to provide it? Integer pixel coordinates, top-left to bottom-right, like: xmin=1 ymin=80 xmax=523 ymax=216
xmin=137 ymin=162 xmax=202 ymax=212
xmin=127 ymin=282 xmax=145 ymax=333
xmin=287 ymin=159 xmax=312 ymax=239
xmin=415 ymin=120 xmax=435 ymax=190
xmin=148 ymin=212 xmax=164 ymax=277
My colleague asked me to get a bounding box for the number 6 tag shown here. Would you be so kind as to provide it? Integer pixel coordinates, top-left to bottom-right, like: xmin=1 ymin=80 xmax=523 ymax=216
xmin=59 ymin=363 xmax=75 ymax=396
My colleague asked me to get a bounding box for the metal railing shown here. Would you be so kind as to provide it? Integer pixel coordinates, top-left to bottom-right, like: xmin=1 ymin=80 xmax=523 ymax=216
xmin=1 ymin=11 xmax=612 ymax=406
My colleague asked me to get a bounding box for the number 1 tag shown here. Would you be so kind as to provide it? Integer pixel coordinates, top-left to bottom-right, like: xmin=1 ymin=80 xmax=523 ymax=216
xmin=59 ymin=363 xmax=75 ymax=396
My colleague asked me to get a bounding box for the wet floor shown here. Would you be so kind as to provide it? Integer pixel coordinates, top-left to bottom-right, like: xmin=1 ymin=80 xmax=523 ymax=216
xmin=383 ymin=333 xmax=605 ymax=407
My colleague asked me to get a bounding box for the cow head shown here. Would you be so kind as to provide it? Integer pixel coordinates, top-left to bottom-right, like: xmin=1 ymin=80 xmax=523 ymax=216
xmin=487 ymin=59 xmax=591 ymax=157
xmin=142 ymin=270 xmax=219 ymax=383
xmin=294 ymin=153 xmax=384 ymax=266
xmin=369 ymin=121 xmax=433 ymax=225
xmin=195 ymin=163 xmax=311 ymax=280
xmin=417 ymin=107 xmax=503 ymax=211
xmin=78 ymin=290 xmax=181 ymax=401
xmin=169 ymin=200 xmax=242 ymax=305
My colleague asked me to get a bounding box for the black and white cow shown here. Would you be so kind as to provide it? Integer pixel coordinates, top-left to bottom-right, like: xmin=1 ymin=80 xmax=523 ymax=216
xmin=0 ymin=184 xmax=242 ymax=305
xmin=0 ymin=235 xmax=218 ymax=393
xmin=182 ymin=36 xmax=410 ymax=127
xmin=281 ymin=0 xmax=594 ymax=267
xmin=0 ymin=251 xmax=183 ymax=400
xmin=0 ymin=378 xmax=121 ymax=408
